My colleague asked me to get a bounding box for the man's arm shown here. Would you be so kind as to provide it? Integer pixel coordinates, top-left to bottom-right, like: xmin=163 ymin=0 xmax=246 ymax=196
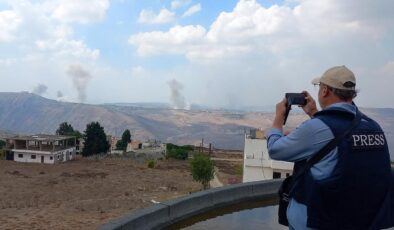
xmin=267 ymin=92 xmax=331 ymax=162
xmin=267 ymin=119 xmax=334 ymax=162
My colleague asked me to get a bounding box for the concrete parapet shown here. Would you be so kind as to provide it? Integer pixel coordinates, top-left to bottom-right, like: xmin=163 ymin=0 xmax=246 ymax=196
xmin=97 ymin=204 xmax=169 ymax=230
xmin=98 ymin=179 xmax=283 ymax=230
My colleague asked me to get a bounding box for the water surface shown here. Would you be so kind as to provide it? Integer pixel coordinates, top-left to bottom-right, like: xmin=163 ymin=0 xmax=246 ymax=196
xmin=165 ymin=198 xmax=287 ymax=230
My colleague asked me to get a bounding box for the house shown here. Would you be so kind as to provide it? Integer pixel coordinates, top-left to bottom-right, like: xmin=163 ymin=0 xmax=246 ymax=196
xmin=110 ymin=136 xmax=120 ymax=151
xmin=75 ymin=138 xmax=84 ymax=154
xmin=6 ymin=134 xmax=76 ymax=164
xmin=126 ymin=140 xmax=142 ymax=152
xmin=243 ymin=129 xmax=293 ymax=182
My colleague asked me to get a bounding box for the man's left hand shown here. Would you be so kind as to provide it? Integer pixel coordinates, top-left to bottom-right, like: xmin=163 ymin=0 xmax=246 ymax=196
xmin=272 ymin=98 xmax=287 ymax=130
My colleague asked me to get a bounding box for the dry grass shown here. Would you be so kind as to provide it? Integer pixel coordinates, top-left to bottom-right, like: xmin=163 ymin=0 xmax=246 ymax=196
xmin=0 ymin=157 xmax=200 ymax=230
xmin=213 ymin=159 xmax=243 ymax=185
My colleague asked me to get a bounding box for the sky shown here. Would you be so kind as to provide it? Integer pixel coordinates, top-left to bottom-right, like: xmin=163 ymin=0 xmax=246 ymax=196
xmin=1 ymin=0 xmax=394 ymax=109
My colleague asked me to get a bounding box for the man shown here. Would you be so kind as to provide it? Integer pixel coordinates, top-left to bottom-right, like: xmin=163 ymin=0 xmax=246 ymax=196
xmin=266 ymin=65 xmax=394 ymax=230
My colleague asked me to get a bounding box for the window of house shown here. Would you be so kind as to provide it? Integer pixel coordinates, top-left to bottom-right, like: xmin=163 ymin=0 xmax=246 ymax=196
xmin=31 ymin=155 xmax=36 ymax=159
xmin=18 ymin=154 xmax=23 ymax=158
xmin=286 ymin=173 xmax=290 ymax=178
xmin=273 ymin=172 xmax=281 ymax=179
xmin=50 ymin=156 xmax=53 ymax=160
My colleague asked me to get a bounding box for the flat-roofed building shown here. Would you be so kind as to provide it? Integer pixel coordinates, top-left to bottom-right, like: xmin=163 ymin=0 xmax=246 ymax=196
xmin=243 ymin=129 xmax=293 ymax=182
xmin=6 ymin=134 xmax=76 ymax=164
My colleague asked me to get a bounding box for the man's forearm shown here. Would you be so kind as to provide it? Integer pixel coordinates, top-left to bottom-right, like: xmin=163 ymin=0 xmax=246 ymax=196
xmin=272 ymin=115 xmax=284 ymax=131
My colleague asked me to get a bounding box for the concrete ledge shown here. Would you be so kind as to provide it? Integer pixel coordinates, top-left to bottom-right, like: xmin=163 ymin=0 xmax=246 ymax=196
xmin=98 ymin=179 xmax=283 ymax=230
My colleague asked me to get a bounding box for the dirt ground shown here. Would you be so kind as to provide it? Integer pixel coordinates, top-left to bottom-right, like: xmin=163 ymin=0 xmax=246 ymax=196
xmin=211 ymin=150 xmax=243 ymax=185
xmin=0 ymin=157 xmax=202 ymax=230
xmin=213 ymin=160 xmax=243 ymax=185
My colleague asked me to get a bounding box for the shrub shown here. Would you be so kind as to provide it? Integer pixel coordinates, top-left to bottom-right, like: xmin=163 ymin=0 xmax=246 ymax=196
xmin=147 ymin=160 xmax=155 ymax=168
xmin=166 ymin=143 xmax=190 ymax=160
xmin=190 ymin=154 xmax=214 ymax=190
xmin=168 ymin=149 xmax=188 ymax=160
xmin=235 ymin=164 xmax=243 ymax=176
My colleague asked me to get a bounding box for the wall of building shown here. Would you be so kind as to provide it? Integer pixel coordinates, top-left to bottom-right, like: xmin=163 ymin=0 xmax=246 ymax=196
xmin=243 ymin=138 xmax=268 ymax=161
xmin=243 ymin=165 xmax=274 ymax=182
xmin=14 ymin=152 xmax=55 ymax=164
xmin=243 ymin=135 xmax=294 ymax=182
xmin=13 ymin=147 xmax=75 ymax=164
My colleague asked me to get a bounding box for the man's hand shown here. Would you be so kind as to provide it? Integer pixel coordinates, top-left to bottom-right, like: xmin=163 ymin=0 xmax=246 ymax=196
xmin=301 ymin=91 xmax=318 ymax=117
xmin=272 ymin=97 xmax=287 ymax=130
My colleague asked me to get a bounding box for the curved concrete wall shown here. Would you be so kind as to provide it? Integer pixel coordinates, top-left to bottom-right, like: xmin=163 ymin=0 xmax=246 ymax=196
xmin=97 ymin=179 xmax=283 ymax=230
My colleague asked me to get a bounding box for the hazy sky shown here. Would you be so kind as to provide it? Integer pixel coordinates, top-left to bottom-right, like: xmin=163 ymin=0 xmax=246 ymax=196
xmin=1 ymin=0 xmax=394 ymax=108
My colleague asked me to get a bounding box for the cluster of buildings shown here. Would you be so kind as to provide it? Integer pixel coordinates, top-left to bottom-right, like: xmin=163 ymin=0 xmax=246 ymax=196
xmin=1 ymin=129 xmax=291 ymax=182
xmin=2 ymin=134 xmax=164 ymax=164
xmin=242 ymin=129 xmax=293 ymax=182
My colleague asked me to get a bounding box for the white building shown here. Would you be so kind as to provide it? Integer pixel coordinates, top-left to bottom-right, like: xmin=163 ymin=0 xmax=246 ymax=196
xmin=243 ymin=130 xmax=293 ymax=182
xmin=6 ymin=135 xmax=76 ymax=164
xmin=75 ymin=138 xmax=84 ymax=155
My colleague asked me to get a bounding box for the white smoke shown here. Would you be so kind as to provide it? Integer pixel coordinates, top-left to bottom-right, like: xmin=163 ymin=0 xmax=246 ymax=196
xmin=168 ymin=79 xmax=190 ymax=110
xmin=66 ymin=64 xmax=92 ymax=102
xmin=32 ymin=84 xmax=48 ymax=96
xmin=56 ymin=90 xmax=69 ymax=102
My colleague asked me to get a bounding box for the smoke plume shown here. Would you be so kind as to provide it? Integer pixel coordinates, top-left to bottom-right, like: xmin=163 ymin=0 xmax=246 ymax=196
xmin=66 ymin=64 xmax=92 ymax=102
xmin=56 ymin=90 xmax=69 ymax=102
xmin=32 ymin=84 xmax=48 ymax=96
xmin=57 ymin=91 xmax=63 ymax=98
xmin=168 ymin=79 xmax=189 ymax=110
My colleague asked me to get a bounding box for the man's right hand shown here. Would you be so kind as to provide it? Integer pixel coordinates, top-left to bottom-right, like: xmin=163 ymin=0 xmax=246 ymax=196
xmin=301 ymin=91 xmax=318 ymax=117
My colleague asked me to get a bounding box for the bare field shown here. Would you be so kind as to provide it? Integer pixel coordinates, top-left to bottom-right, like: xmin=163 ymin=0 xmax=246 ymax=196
xmin=211 ymin=150 xmax=243 ymax=185
xmin=0 ymin=157 xmax=201 ymax=230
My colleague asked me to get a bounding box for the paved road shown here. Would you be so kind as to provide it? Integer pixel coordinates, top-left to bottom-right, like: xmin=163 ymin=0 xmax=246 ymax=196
xmin=209 ymin=167 xmax=224 ymax=188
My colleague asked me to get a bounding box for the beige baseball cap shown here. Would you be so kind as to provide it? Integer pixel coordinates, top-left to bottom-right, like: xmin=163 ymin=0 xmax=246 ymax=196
xmin=312 ymin=65 xmax=356 ymax=90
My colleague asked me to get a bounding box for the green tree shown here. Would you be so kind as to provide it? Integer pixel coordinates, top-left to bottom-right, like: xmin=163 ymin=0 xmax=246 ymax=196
xmin=116 ymin=129 xmax=132 ymax=151
xmin=82 ymin=122 xmax=110 ymax=157
xmin=115 ymin=140 xmax=124 ymax=151
xmin=0 ymin=140 xmax=5 ymax=149
xmin=56 ymin=122 xmax=82 ymax=138
xmin=56 ymin=122 xmax=74 ymax=135
xmin=122 ymin=129 xmax=131 ymax=144
xmin=190 ymin=154 xmax=214 ymax=190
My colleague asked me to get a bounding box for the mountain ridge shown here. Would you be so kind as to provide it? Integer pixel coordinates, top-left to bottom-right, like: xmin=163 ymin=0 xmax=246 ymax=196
xmin=0 ymin=92 xmax=393 ymax=159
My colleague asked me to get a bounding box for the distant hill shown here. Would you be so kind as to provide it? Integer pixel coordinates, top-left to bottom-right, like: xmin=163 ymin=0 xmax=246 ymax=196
xmin=0 ymin=92 xmax=393 ymax=159
xmin=0 ymin=92 xmax=269 ymax=150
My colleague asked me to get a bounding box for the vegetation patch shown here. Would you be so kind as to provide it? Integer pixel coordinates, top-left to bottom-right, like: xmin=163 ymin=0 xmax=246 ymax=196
xmin=190 ymin=153 xmax=214 ymax=190
xmin=147 ymin=160 xmax=156 ymax=168
xmin=166 ymin=143 xmax=193 ymax=160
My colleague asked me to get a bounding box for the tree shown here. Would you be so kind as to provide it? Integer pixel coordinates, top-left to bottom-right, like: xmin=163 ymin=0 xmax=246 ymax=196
xmin=56 ymin=122 xmax=82 ymax=138
xmin=82 ymin=122 xmax=110 ymax=157
xmin=56 ymin=122 xmax=74 ymax=135
xmin=190 ymin=154 xmax=214 ymax=190
xmin=115 ymin=140 xmax=125 ymax=151
xmin=0 ymin=140 xmax=5 ymax=149
xmin=166 ymin=143 xmax=191 ymax=160
xmin=116 ymin=129 xmax=131 ymax=151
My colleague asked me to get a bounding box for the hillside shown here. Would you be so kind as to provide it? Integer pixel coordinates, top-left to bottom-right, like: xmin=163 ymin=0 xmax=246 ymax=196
xmin=0 ymin=92 xmax=393 ymax=159
xmin=0 ymin=92 xmax=278 ymax=150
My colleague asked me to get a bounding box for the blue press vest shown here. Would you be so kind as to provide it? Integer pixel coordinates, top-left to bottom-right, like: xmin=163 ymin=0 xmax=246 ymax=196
xmin=293 ymin=107 xmax=394 ymax=230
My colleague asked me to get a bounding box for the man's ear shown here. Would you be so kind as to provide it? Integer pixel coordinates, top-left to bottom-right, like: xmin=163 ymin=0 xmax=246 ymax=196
xmin=321 ymin=86 xmax=329 ymax=97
